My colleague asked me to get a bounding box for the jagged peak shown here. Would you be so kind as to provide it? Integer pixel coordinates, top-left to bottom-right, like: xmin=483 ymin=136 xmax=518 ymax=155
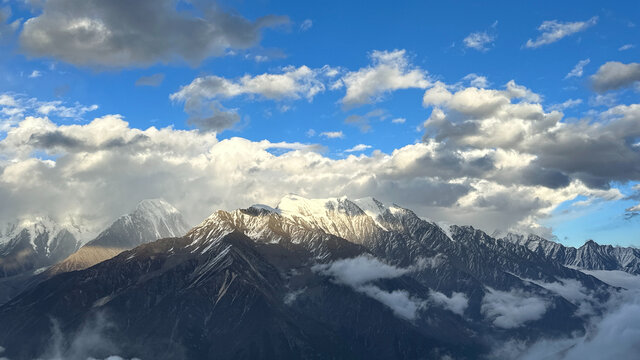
xmin=581 ymin=239 xmax=599 ymax=248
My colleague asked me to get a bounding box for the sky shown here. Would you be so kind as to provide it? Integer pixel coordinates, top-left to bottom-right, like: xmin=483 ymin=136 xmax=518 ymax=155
xmin=0 ymin=0 xmax=639 ymax=247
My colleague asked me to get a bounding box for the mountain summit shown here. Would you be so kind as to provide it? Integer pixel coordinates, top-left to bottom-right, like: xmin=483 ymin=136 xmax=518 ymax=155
xmin=45 ymin=198 xmax=189 ymax=276
xmin=0 ymin=216 xmax=81 ymax=278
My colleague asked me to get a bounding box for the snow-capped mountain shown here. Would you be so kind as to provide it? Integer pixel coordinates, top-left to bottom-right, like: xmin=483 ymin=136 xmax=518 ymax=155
xmin=0 ymin=216 xmax=82 ymax=278
xmin=0 ymin=195 xmax=624 ymax=360
xmin=45 ymin=198 xmax=189 ymax=276
xmin=504 ymin=233 xmax=640 ymax=274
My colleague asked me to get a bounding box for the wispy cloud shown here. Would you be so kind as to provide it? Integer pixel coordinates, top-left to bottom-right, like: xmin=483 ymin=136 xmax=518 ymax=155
xmin=565 ymin=59 xmax=590 ymax=79
xmin=345 ymin=144 xmax=371 ymax=152
xmin=525 ymin=17 xmax=598 ymax=48
xmin=619 ymin=44 xmax=635 ymax=51
xmin=300 ymin=19 xmax=313 ymax=31
xmin=320 ymin=131 xmax=344 ymax=139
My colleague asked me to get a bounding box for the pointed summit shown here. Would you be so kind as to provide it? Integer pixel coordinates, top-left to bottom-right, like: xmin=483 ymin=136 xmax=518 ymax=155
xmin=45 ymin=199 xmax=189 ymax=276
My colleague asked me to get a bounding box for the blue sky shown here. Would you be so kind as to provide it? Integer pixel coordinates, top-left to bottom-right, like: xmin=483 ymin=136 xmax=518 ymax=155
xmin=0 ymin=0 xmax=639 ymax=246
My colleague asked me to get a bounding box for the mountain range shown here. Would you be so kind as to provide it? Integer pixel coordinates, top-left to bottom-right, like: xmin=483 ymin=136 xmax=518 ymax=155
xmin=0 ymin=195 xmax=637 ymax=359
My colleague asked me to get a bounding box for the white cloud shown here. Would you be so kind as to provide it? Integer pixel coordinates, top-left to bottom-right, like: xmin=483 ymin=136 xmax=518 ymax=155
xmin=618 ymin=44 xmax=635 ymax=51
xmin=428 ymin=290 xmax=468 ymax=315
xmin=549 ymin=98 xmax=582 ymax=111
xmin=579 ymin=270 xmax=640 ymax=290
xmin=311 ymin=255 xmax=410 ymax=286
xmin=312 ymin=255 xmax=425 ymax=320
xmin=170 ymin=65 xmax=335 ymax=132
xmin=339 ymin=49 xmax=430 ymax=107
xmin=565 ymin=59 xmax=590 ymax=79
xmin=345 ymin=144 xmax=371 ymax=152
xmin=591 ymin=61 xmax=640 ymax=92
xmin=462 ymin=73 xmax=489 ymax=88
xmin=463 ymin=32 xmax=495 ymax=51
xmin=525 ymin=17 xmax=598 ymax=48
xmin=481 ymin=288 xmax=549 ymax=328
xmin=1 ymin=82 xmax=638 ymax=241
xmin=0 ymin=93 xmax=99 ymax=130
xmin=514 ymin=274 xmax=640 ymax=360
xmin=391 ymin=117 xmax=406 ymax=124
xmin=28 ymin=70 xmax=42 ymax=78
xmin=320 ymin=131 xmax=344 ymax=139
xmin=300 ymin=19 xmax=313 ymax=31
xmin=171 ymin=66 xmax=332 ymax=103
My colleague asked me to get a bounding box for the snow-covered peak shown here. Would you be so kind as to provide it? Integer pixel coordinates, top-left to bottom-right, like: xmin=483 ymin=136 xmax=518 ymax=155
xmin=276 ymin=194 xmax=366 ymax=220
xmin=353 ymin=197 xmax=387 ymax=219
xmin=133 ymin=198 xmax=180 ymax=218
xmin=0 ymin=216 xmax=61 ymax=246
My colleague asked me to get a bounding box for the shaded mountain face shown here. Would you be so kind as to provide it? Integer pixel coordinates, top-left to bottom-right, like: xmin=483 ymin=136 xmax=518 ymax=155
xmin=0 ymin=199 xmax=189 ymax=306
xmin=0 ymin=217 xmax=81 ymax=278
xmin=0 ymin=195 xmax=620 ymax=360
xmin=45 ymin=198 xmax=190 ymax=276
xmin=504 ymin=233 xmax=640 ymax=274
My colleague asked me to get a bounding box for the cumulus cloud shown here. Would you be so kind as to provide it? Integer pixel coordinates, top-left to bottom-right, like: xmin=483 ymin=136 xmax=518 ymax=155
xmin=591 ymin=61 xmax=640 ymax=92
xmin=0 ymin=85 xmax=636 ymax=239
xmin=171 ymin=66 xmax=332 ymax=103
xmin=565 ymin=59 xmax=590 ymax=79
xmin=525 ymin=17 xmax=598 ymax=48
xmin=338 ymin=49 xmax=430 ymax=107
xmin=463 ymin=32 xmax=495 ymax=51
xmin=428 ymin=290 xmax=468 ymax=315
xmin=462 ymin=73 xmax=489 ymax=88
xmin=423 ymin=80 xmax=640 ymax=191
xmin=135 ymin=73 xmax=165 ymax=87
xmin=481 ymin=288 xmax=549 ymax=328
xmin=312 ymin=255 xmax=425 ymax=320
xmin=170 ymin=65 xmax=334 ymax=131
xmin=19 ymin=0 xmax=288 ymax=68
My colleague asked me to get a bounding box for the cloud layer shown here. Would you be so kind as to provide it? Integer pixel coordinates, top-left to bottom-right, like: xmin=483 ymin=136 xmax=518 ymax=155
xmin=19 ymin=0 xmax=288 ymax=67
